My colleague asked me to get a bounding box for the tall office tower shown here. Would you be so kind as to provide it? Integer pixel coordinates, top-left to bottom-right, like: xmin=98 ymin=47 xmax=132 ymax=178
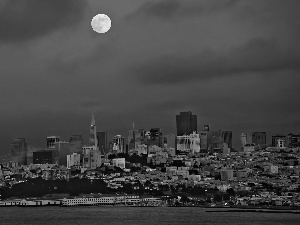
xmin=208 ymin=130 xmax=223 ymax=152
xmin=113 ymin=135 xmax=125 ymax=153
xmin=222 ymin=131 xmax=232 ymax=149
xmin=163 ymin=133 xmax=176 ymax=148
xmin=97 ymin=131 xmax=108 ymax=154
xmin=252 ymin=132 xmax=267 ymax=146
xmin=82 ymin=115 xmax=101 ymax=169
xmin=286 ymin=133 xmax=300 ymax=148
xmin=241 ymin=132 xmax=252 ymax=146
xmin=271 ymin=135 xmax=286 ymax=147
xmin=203 ymin=125 xmax=210 ymax=131
xmin=128 ymin=129 xmax=146 ymax=151
xmin=47 ymin=136 xmax=60 ymax=149
xmin=200 ymin=131 xmax=208 ymax=151
xmin=147 ymin=128 xmax=163 ymax=147
xmin=54 ymin=141 xmax=70 ymax=166
xmin=176 ymin=111 xmax=197 ymax=136
xmin=89 ymin=114 xmax=97 ymax=148
xmin=11 ymin=138 xmax=27 ymax=165
xmin=69 ymin=135 xmax=83 ymax=155
xmin=241 ymin=133 xmax=247 ymax=147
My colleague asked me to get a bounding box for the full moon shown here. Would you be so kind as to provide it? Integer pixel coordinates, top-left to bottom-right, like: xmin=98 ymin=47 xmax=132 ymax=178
xmin=91 ymin=14 xmax=111 ymax=34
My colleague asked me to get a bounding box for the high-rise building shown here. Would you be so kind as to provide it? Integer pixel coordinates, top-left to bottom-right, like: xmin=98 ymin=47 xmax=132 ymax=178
xmin=271 ymin=135 xmax=286 ymax=147
xmin=128 ymin=129 xmax=146 ymax=151
xmin=286 ymin=133 xmax=300 ymax=148
xmin=32 ymin=150 xmax=59 ymax=165
xmin=252 ymin=132 xmax=266 ymax=146
xmin=67 ymin=153 xmax=81 ymax=168
xmin=82 ymin=115 xmax=101 ymax=169
xmin=113 ymin=135 xmax=125 ymax=153
xmin=11 ymin=138 xmax=27 ymax=165
xmin=222 ymin=131 xmax=232 ymax=149
xmin=200 ymin=131 xmax=208 ymax=151
xmin=147 ymin=128 xmax=163 ymax=147
xmin=208 ymin=130 xmax=223 ymax=152
xmin=163 ymin=133 xmax=176 ymax=148
xmin=54 ymin=141 xmax=70 ymax=166
xmin=176 ymin=111 xmax=197 ymax=136
xmin=47 ymin=136 xmax=60 ymax=149
xmin=241 ymin=132 xmax=252 ymax=147
xmin=69 ymin=135 xmax=83 ymax=155
xmin=203 ymin=125 xmax=210 ymax=131
xmin=176 ymin=132 xmax=200 ymax=155
xmin=82 ymin=146 xmax=102 ymax=169
xmin=89 ymin=114 xmax=97 ymax=148
xmin=97 ymin=131 xmax=108 ymax=154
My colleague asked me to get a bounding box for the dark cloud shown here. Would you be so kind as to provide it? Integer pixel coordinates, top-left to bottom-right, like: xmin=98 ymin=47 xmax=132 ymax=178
xmin=126 ymin=0 xmax=239 ymax=20
xmin=0 ymin=0 xmax=87 ymax=43
xmin=132 ymin=38 xmax=300 ymax=85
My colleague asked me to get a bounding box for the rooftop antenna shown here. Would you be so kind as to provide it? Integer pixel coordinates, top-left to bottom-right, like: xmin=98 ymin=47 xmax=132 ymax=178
xmin=133 ymin=122 xmax=135 ymax=130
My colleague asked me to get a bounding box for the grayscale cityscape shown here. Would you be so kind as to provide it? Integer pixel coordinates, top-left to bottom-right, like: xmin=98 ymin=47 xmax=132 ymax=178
xmin=1 ymin=0 xmax=300 ymax=224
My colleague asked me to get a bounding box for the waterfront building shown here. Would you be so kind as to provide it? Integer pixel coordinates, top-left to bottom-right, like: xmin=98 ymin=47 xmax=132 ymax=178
xmin=176 ymin=111 xmax=197 ymax=136
xmin=11 ymin=138 xmax=27 ymax=165
xmin=46 ymin=136 xmax=60 ymax=149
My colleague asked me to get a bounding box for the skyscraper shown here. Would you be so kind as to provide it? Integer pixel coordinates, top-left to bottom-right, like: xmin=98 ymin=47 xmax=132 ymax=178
xmin=222 ymin=131 xmax=232 ymax=149
xmin=69 ymin=135 xmax=83 ymax=155
xmin=252 ymin=132 xmax=267 ymax=146
xmin=47 ymin=136 xmax=60 ymax=149
xmin=82 ymin=115 xmax=101 ymax=169
xmin=89 ymin=114 xmax=97 ymax=148
xmin=147 ymin=128 xmax=162 ymax=147
xmin=11 ymin=138 xmax=27 ymax=165
xmin=271 ymin=134 xmax=286 ymax=147
xmin=97 ymin=131 xmax=108 ymax=154
xmin=176 ymin=111 xmax=197 ymax=136
xmin=128 ymin=129 xmax=147 ymax=151
xmin=113 ymin=135 xmax=125 ymax=153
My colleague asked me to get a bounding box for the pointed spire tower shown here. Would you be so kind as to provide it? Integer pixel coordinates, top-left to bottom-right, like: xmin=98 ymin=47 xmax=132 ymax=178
xmin=89 ymin=113 xmax=98 ymax=149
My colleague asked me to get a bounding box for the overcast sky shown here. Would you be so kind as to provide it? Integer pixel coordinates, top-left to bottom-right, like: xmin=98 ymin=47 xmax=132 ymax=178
xmin=1 ymin=0 xmax=300 ymax=156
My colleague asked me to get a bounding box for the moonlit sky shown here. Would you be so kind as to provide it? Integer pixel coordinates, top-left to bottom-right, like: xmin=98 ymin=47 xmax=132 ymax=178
xmin=1 ymin=0 xmax=300 ymax=156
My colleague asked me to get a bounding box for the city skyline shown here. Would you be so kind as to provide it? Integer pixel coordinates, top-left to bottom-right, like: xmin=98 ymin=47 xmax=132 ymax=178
xmin=1 ymin=0 xmax=300 ymax=156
